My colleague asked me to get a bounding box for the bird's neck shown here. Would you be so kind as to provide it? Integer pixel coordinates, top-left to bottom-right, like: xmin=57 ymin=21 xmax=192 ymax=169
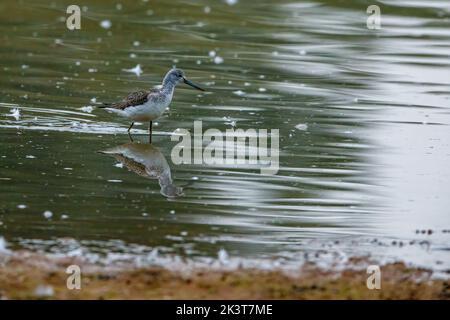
xmin=161 ymin=78 xmax=176 ymax=94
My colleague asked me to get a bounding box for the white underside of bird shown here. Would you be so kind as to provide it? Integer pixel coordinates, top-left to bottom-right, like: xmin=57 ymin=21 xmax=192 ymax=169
xmin=104 ymin=91 xmax=173 ymax=122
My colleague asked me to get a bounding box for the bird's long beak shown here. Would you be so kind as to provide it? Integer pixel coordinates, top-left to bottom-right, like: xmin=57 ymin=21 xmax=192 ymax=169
xmin=183 ymin=77 xmax=205 ymax=91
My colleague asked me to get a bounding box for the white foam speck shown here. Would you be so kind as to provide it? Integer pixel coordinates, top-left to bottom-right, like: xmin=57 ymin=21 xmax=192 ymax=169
xmin=26 ymin=155 xmax=36 ymax=159
xmin=0 ymin=237 xmax=8 ymax=253
xmin=204 ymin=6 xmax=211 ymax=14
xmin=17 ymin=204 xmax=27 ymax=209
xmin=80 ymin=106 xmax=94 ymax=113
xmin=90 ymin=97 xmax=97 ymax=103
xmin=218 ymin=248 xmax=229 ymax=264
xmin=225 ymin=0 xmax=238 ymax=5
xmin=9 ymin=108 xmax=21 ymax=120
xmin=295 ymin=123 xmax=308 ymax=131
xmin=208 ymin=50 xmax=216 ymax=57
xmin=100 ymin=20 xmax=112 ymax=29
xmin=108 ymin=179 xmax=122 ymax=183
xmin=233 ymin=90 xmax=245 ymax=96
xmin=61 ymin=214 xmax=69 ymax=219
xmin=258 ymin=87 xmax=267 ymax=92
xmin=43 ymin=210 xmax=53 ymax=219
xmin=122 ymin=64 xmax=143 ymax=77
xmin=213 ymin=56 xmax=224 ymax=64
xmin=114 ymin=163 xmax=124 ymax=168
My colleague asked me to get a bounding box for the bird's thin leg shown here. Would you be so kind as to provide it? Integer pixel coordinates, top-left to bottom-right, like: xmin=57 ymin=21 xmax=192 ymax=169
xmin=128 ymin=131 xmax=134 ymax=142
xmin=149 ymin=121 xmax=153 ymax=144
xmin=127 ymin=122 xmax=134 ymax=132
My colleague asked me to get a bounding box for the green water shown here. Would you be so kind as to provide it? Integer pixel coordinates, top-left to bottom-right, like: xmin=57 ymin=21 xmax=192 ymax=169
xmin=0 ymin=0 xmax=449 ymax=269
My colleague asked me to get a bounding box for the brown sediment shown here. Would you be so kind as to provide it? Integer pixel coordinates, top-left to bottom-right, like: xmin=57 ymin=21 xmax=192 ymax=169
xmin=0 ymin=251 xmax=449 ymax=300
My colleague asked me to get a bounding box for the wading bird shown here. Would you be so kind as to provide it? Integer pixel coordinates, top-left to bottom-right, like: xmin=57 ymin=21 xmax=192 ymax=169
xmin=100 ymin=68 xmax=204 ymax=143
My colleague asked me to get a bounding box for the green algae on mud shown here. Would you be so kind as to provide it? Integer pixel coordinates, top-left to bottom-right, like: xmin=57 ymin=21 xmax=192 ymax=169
xmin=0 ymin=251 xmax=449 ymax=300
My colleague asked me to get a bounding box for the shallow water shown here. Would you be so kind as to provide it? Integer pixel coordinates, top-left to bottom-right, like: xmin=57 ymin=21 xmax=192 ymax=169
xmin=0 ymin=0 xmax=449 ymax=271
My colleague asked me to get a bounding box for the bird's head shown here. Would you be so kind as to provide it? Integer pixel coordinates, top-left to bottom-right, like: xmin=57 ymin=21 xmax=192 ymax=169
xmin=163 ymin=68 xmax=205 ymax=91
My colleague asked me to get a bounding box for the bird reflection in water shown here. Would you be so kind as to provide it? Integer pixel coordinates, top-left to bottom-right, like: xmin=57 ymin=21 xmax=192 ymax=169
xmin=99 ymin=142 xmax=183 ymax=198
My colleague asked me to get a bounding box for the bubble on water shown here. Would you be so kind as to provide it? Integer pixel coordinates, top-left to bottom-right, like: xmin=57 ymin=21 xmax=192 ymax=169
xmin=225 ymin=0 xmax=238 ymax=5
xmin=123 ymin=64 xmax=143 ymax=77
xmin=88 ymin=68 xmax=97 ymax=73
xmin=43 ymin=210 xmax=53 ymax=219
xmin=208 ymin=50 xmax=216 ymax=57
xmin=61 ymin=214 xmax=69 ymax=219
xmin=191 ymin=176 xmax=199 ymax=180
xmin=258 ymin=87 xmax=267 ymax=92
xmin=204 ymin=6 xmax=211 ymax=14
xmin=17 ymin=204 xmax=27 ymax=209
xmin=299 ymin=50 xmax=307 ymax=55
xmin=26 ymin=155 xmax=36 ymax=159
xmin=100 ymin=20 xmax=112 ymax=29
xmin=129 ymin=53 xmax=137 ymax=58
xmin=213 ymin=56 xmax=224 ymax=64
xmin=142 ymin=213 xmax=148 ymax=217
xmin=34 ymin=285 xmax=54 ymax=298
xmin=108 ymin=179 xmax=122 ymax=183
xmin=244 ymin=82 xmax=251 ymax=86
xmin=90 ymin=97 xmax=97 ymax=103
xmin=133 ymin=41 xmax=140 ymax=47
xmin=21 ymin=64 xmax=29 ymax=69
xmin=170 ymin=210 xmax=175 ymax=214
xmin=180 ymin=231 xmax=188 ymax=236
xmin=196 ymin=60 xmax=202 ymax=65
xmin=114 ymin=163 xmax=124 ymax=168
xmin=295 ymin=123 xmax=308 ymax=131
xmin=116 ymin=3 xmax=122 ymax=10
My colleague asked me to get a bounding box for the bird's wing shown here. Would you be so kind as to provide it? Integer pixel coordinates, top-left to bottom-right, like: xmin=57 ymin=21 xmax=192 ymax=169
xmin=105 ymin=90 xmax=150 ymax=110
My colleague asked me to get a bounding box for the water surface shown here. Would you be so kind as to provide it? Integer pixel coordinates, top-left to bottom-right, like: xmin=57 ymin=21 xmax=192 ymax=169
xmin=0 ymin=0 xmax=449 ymax=271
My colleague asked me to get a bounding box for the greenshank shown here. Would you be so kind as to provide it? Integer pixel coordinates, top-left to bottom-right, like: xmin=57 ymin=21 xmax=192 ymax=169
xmin=100 ymin=68 xmax=204 ymax=143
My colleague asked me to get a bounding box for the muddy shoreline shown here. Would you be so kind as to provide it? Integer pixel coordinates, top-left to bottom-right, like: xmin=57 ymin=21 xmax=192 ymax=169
xmin=0 ymin=251 xmax=448 ymax=300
